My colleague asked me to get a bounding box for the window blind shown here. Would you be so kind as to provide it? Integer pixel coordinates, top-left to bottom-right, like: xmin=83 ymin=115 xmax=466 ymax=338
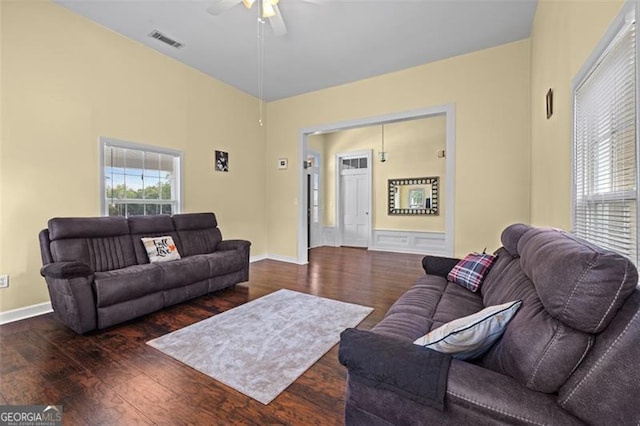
xmin=574 ymin=16 xmax=638 ymax=265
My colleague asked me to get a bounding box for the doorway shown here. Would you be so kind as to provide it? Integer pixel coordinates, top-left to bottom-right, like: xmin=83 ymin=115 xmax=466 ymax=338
xmin=297 ymin=104 xmax=456 ymax=264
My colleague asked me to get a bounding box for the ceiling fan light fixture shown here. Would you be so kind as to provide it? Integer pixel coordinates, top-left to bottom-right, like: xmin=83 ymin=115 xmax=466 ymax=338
xmin=262 ymin=0 xmax=276 ymax=18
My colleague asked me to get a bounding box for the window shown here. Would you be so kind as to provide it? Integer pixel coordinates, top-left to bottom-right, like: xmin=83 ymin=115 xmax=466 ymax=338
xmin=573 ymin=7 xmax=638 ymax=265
xmin=101 ymin=138 xmax=182 ymax=217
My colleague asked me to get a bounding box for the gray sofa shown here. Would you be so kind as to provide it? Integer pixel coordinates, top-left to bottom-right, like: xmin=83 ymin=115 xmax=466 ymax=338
xmin=340 ymin=223 xmax=640 ymax=425
xmin=39 ymin=212 xmax=250 ymax=334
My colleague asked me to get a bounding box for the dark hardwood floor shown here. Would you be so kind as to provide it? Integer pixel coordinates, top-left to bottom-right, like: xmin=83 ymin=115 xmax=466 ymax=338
xmin=0 ymin=247 xmax=425 ymax=425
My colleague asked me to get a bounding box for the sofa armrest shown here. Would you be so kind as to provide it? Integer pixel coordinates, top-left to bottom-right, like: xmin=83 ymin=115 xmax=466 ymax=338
xmin=41 ymin=271 xmax=97 ymax=334
xmin=40 ymin=261 xmax=94 ymax=279
xmin=339 ymin=328 xmax=451 ymax=411
xmin=422 ymin=255 xmax=460 ymax=278
xmin=217 ymin=239 xmax=251 ymax=252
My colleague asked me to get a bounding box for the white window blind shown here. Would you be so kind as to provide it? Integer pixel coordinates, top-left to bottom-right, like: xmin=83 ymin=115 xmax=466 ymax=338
xmin=574 ymin=13 xmax=638 ymax=265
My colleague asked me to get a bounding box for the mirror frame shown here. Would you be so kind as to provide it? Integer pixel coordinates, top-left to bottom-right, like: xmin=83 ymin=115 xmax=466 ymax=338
xmin=388 ymin=177 xmax=439 ymax=215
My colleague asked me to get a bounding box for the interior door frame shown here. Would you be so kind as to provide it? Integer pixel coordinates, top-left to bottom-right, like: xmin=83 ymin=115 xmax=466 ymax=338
xmin=297 ymin=104 xmax=456 ymax=264
xmin=335 ymin=150 xmax=373 ymax=247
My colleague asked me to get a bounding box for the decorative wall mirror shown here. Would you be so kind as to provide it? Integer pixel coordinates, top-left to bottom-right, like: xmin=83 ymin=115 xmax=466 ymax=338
xmin=388 ymin=177 xmax=439 ymax=215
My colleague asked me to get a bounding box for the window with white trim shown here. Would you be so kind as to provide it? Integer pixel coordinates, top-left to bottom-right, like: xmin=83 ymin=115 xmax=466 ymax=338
xmin=573 ymin=7 xmax=638 ymax=265
xmin=101 ymin=138 xmax=182 ymax=216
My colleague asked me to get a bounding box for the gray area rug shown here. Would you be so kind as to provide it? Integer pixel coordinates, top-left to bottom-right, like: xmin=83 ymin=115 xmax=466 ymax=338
xmin=147 ymin=289 xmax=373 ymax=404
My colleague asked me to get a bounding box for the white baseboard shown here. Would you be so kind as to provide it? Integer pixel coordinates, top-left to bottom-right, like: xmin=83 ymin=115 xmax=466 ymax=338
xmin=250 ymin=253 xmax=302 ymax=264
xmin=0 ymin=301 xmax=53 ymax=325
xmin=266 ymin=254 xmax=306 ymax=265
xmin=250 ymin=254 xmax=268 ymax=263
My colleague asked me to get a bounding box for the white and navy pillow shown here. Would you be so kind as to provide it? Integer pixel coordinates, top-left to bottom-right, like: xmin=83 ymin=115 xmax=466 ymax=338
xmin=413 ymin=300 xmax=522 ymax=360
xmin=447 ymin=252 xmax=496 ymax=292
xmin=141 ymin=236 xmax=181 ymax=263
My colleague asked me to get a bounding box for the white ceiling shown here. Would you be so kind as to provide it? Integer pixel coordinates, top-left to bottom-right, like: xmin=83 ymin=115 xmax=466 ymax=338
xmin=54 ymin=0 xmax=538 ymax=102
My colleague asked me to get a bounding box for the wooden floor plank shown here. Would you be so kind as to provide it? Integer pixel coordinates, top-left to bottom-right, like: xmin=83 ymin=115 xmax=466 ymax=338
xmin=0 ymin=247 xmax=424 ymax=425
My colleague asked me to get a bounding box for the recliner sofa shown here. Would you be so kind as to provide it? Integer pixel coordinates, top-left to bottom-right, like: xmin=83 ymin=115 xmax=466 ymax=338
xmin=340 ymin=223 xmax=640 ymax=425
xmin=39 ymin=212 xmax=250 ymax=334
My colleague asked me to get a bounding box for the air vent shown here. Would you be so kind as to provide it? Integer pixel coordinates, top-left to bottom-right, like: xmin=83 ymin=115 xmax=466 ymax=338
xmin=148 ymin=30 xmax=184 ymax=49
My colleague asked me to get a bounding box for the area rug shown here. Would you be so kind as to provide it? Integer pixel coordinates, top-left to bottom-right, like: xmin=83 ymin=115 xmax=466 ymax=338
xmin=147 ymin=289 xmax=373 ymax=404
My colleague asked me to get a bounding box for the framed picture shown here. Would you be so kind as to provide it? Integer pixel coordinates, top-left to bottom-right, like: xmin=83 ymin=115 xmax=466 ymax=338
xmin=278 ymin=158 xmax=288 ymax=170
xmin=215 ymin=150 xmax=229 ymax=172
xmin=546 ymin=88 xmax=553 ymax=119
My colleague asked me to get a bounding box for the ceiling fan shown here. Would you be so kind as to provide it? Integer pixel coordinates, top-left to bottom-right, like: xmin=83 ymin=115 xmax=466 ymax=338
xmin=207 ymin=0 xmax=289 ymax=36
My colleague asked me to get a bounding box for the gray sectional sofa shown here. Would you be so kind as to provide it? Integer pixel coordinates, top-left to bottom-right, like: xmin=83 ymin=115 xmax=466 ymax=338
xmin=39 ymin=212 xmax=250 ymax=334
xmin=340 ymin=223 xmax=640 ymax=425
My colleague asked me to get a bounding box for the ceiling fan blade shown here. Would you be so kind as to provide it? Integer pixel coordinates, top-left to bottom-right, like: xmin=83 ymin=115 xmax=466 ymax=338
xmin=269 ymin=4 xmax=287 ymax=36
xmin=206 ymin=0 xmax=241 ymax=16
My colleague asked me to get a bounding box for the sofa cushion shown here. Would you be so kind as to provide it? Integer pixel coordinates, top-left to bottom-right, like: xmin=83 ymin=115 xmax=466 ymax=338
xmin=373 ymin=274 xmax=483 ymax=341
xmin=48 ymin=217 xmax=137 ymax=272
xmin=447 ymin=252 xmax=496 ymax=292
xmin=500 ymin=223 xmax=530 ymax=256
xmin=414 ymin=300 xmax=522 ymax=360
xmin=48 ymin=216 xmax=129 ymax=240
xmin=173 ymin=213 xmax=223 ymax=256
xmin=479 ymin=224 xmax=638 ymax=393
xmin=128 ymin=215 xmax=182 ymax=264
xmin=517 ymin=226 xmax=637 ymax=334
xmin=93 ymin=264 xmax=163 ymax=307
xmin=156 ymin=256 xmax=210 ymax=290
xmin=480 ymin=246 xmax=594 ymax=393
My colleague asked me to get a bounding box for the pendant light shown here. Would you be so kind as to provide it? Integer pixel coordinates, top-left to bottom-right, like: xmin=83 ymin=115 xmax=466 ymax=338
xmin=378 ymin=124 xmax=388 ymax=162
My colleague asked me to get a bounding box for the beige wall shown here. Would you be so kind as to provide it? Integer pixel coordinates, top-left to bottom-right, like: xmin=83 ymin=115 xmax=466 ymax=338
xmin=4 ymin=0 xmax=620 ymax=314
xmin=266 ymin=40 xmax=531 ymax=258
xmin=317 ymin=116 xmax=446 ymax=232
xmin=0 ymin=1 xmax=267 ymax=312
xmin=529 ymin=0 xmax=625 ymax=229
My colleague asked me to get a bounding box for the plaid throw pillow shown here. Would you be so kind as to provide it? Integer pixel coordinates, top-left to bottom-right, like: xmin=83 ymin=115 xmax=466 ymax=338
xmin=447 ymin=252 xmax=496 ymax=292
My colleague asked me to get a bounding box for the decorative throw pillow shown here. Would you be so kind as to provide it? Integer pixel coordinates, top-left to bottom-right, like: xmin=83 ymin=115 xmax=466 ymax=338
xmin=413 ymin=300 xmax=522 ymax=360
xmin=447 ymin=252 xmax=496 ymax=292
xmin=141 ymin=236 xmax=181 ymax=262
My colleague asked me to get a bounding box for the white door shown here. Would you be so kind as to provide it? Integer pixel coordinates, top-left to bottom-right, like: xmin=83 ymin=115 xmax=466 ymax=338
xmin=340 ymin=156 xmax=370 ymax=247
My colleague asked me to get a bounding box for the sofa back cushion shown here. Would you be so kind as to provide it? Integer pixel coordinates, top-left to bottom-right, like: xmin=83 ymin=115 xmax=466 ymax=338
xmin=517 ymin=227 xmax=636 ymax=333
xmin=172 ymin=213 xmax=222 ymax=256
xmin=48 ymin=216 xmax=137 ymax=272
xmin=128 ymin=215 xmax=182 ymax=264
xmin=479 ymin=224 xmax=637 ymax=393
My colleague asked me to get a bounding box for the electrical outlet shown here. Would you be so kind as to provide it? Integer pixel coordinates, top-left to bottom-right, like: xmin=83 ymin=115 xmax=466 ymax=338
xmin=0 ymin=275 xmax=9 ymax=288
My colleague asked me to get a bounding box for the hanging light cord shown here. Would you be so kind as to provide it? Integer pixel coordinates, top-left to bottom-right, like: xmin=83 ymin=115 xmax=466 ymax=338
xmin=257 ymin=15 xmax=265 ymax=126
